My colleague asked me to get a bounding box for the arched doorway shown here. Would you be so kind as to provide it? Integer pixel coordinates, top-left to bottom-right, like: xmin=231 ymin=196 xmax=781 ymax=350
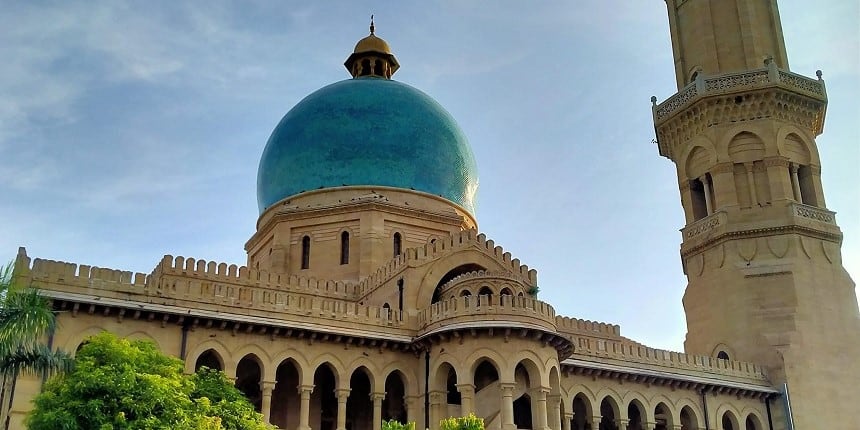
xmin=271 ymin=359 xmax=301 ymax=429
xmin=311 ymin=364 xmax=338 ymax=430
xmin=472 ymin=359 xmax=500 ymax=421
xmin=627 ymin=400 xmax=645 ymax=430
xmin=722 ymin=411 xmax=739 ymax=430
xmin=382 ymin=371 xmax=407 ymax=422
xmin=571 ymin=394 xmax=592 ymax=430
xmin=194 ymin=349 xmax=223 ymax=372
xmin=679 ymin=406 xmax=698 ymax=430
xmin=235 ymin=354 xmax=263 ymax=412
xmin=347 ymin=367 xmax=373 ymax=430
xmin=745 ymin=414 xmax=762 ymax=430
xmin=599 ymin=397 xmax=619 ymax=430
xmin=654 ymin=402 xmax=672 ymax=430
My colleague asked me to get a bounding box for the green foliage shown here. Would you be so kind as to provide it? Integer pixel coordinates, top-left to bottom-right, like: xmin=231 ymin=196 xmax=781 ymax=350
xmin=439 ymin=413 xmax=484 ymax=430
xmin=527 ymin=286 xmax=540 ymax=297
xmin=382 ymin=420 xmax=416 ymax=430
xmin=27 ymin=332 xmax=274 ymax=430
xmin=0 ymin=262 xmax=72 ymax=377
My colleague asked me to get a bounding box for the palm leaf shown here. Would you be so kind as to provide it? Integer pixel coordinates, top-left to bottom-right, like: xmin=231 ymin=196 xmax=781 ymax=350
xmin=0 ymin=344 xmax=73 ymax=377
xmin=0 ymin=289 xmax=56 ymax=346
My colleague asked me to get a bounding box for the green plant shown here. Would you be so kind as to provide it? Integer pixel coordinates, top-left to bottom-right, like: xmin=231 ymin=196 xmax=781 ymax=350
xmin=527 ymin=286 xmax=540 ymax=297
xmin=382 ymin=419 xmax=416 ymax=430
xmin=439 ymin=413 xmax=484 ymax=430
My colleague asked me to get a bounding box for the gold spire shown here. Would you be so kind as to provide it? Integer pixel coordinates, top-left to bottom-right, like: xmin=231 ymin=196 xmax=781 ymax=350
xmin=344 ymin=17 xmax=400 ymax=79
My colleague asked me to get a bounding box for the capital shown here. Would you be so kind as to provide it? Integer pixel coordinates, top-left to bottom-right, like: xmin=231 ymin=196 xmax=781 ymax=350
xmin=335 ymin=388 xmax=351 ymax=400
xmin=298 ymin=384 xmax=315 ymax=395
xmin=370 ymin=392 xmax=386 ymax=402
xmin=259 ymin=380 xmax=277 ymax=393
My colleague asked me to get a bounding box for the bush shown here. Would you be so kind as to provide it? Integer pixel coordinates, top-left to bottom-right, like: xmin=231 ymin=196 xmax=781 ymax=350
xmin=439 ymin=414 xmax=484 ymax=430
xmin=382 ymin=420 xmax=416 ymax=430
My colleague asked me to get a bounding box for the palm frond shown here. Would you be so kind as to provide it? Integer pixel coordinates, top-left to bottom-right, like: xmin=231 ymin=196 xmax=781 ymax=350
xmin=0 ymin=344 xmax=73 ymax=377
xmin=0 ymin=289 xmax=55 ymax=345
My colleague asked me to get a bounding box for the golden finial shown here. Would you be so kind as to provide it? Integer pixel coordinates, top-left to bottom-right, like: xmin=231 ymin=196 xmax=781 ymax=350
xmin=370 ymin=15 xmax=375 ymax=35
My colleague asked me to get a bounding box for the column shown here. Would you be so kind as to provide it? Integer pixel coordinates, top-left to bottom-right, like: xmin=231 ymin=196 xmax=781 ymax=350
xmin=743 ymin=163 xmax=758 ymax=206
xmin=298 ymin=384 xmax=314 ymax=430
xmin=500 ymin=383 xmax=517 ymax=430
xmin=371 ymin=392 xmax=385 ymax=430
xmin=699 ymin=175 xmax=713 ymax=214
xmin=429 ymin=391 xmax=445 ymax=430
xmin=534 ymin=387 xmax=550 ymax=430
xmin=456 ymin=383 xmax=476 ymax=416
xmin=335 ymin=388 xmax=350 ymax=430
xmin=404 ymin=395 xmax=421 ymax=427
xmin=547 ymin=394 xmax=562 ymax=430
xmin=790 ymin=163 xmax=802 ymax=202
xmin=591 ymin=416 xmax=603 ymax=430
xmin=617 ymin=418 xmax=630 ymax=430
xmin=259 ymin=381 xmax=276 ymax=423
xmin=561 ymin=412 xmax=573 ymax=430
xmin=645 ymin=422 xmax=657 ymax=430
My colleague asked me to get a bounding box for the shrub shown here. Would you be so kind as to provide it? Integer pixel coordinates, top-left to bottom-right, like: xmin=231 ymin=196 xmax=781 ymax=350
xmin=439 ymin=413 xmax=484 ymax=430
xmin=382 ymin=420 xmax=416 ymax=430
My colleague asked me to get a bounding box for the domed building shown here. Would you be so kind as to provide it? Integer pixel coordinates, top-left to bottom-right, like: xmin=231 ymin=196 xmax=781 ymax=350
xmin=9 ymin=5 xmax=859 ymax=430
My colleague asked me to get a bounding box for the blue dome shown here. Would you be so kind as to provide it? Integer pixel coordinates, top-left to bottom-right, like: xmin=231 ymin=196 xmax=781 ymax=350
xmin=257 ymin=77 xmax=478 ymax=215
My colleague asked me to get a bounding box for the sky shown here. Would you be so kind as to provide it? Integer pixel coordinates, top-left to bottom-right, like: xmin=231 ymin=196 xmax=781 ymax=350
xmin=1 ymin=1 xmax=857 ymax=352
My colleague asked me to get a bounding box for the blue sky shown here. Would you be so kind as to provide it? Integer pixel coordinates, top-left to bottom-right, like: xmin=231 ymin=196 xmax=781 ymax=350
xmin=2 ymin=1 xmax=857 ymax=351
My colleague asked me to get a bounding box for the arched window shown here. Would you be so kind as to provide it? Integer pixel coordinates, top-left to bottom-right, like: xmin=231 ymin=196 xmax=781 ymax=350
xmin=360 ymin=59 xmax=371 ymax=76
xmin=478 ymin=286 xmax=493 ymax=296
xmin=393 ymin=232 xmax=402 ymax=256
xmin=717 ymin=351 xmax=730 ymax=360
xmin=340 ymin=231 xmax=349 ymax=265
xmin=301 ymin=236 xmax=310 ymax=269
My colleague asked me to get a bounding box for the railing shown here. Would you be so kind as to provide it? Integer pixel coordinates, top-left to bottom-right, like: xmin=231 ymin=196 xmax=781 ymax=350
xmin=654 ymin=64 xmax=826 ymax=122
xmin=791 ymin=202 xmax=836 ymax=224
xmin=681 ymin=211 xmax=726 ymax=241
xmin=417 ymin=295 xmax=557 ymax=335
xmin=437 ymin=270 xmax=530 ymax=299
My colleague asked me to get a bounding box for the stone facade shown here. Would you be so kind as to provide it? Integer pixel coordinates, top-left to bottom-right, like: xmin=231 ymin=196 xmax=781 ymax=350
xmin=7 ymin=2 xmax=858 ymax=430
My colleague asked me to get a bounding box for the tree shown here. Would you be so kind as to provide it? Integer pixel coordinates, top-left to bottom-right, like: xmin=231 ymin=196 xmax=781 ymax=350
xmin=26 ymin=332 xmax=274 ymax=430
xmin=0 ymin=262 xmax=72 ymax=429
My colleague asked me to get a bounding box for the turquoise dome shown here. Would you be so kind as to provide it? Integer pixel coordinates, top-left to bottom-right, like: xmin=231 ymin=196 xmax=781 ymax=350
xmin=257 ymin=77 xmax=478 ymax=215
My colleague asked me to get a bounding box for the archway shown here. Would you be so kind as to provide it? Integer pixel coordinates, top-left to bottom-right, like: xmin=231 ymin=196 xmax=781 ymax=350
xmin=512 ymin=361 xmax=538 ymax=429
xmin=654 ymin=402 xmax=672 ymax=430
xmin=432 ymin=263 xmax=486 ymax=303
xmin=599 ymin=397 xmax=619 ymax=430
xmin=271 ymin=359 xmax=301 ymax=429
xmin=382 ymin=371 xmax=407 ymax=422
xmin=478 ymin=286 xmax=493 ymax=296
xmin=311 ymin=363 xmax=338 ymax=430
xmin=572 ymin=394 xmax=592 ymax=430
xmin=514 ymin=393 xmax=533 ymax=429
xmin=194 ymin=349 xmax=223 ymax=372
xmin=721 ymin=411 xmax=739 ymax=430
xmin=679 ymin=406 xmax=698 ymax=430
xmin=745 ymin=414 xmax=762 ymax=430
xmin=627 ymin=400 xmax=645 ymax=430
xmin=347 ymin=367 xmax=374 ymax=430
xmin=235 ymin=354 xmax=263 ymax=412
xmin=472 ymin=359 xmax=500 ymax=421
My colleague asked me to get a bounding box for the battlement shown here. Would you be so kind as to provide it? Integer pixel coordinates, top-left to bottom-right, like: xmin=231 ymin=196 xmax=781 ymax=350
xmin=556 ymin=315 xmax=621 ymax=337
xmin=357 ymin=229 xmax=538 ymax=298
xmin=568 ymin=336 xmax=770 ymax=383
xmin=154 ymin=255 xmax=362 ymax=301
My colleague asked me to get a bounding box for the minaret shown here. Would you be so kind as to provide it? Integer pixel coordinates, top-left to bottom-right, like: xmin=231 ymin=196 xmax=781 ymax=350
xmin=653 ymin=1 xmax=860 ymax=429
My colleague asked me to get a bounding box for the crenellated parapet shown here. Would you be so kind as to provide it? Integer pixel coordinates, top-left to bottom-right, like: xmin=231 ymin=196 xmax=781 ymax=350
xmin=17 ymin=249 xmax=410 ymax=339
xmin=357 ymin=229 xmax=538 ymax=299
xmin=564 ymin=340 xmax=773 ymax=394
xmin=153 ymin=255 xmax=362 ymax=301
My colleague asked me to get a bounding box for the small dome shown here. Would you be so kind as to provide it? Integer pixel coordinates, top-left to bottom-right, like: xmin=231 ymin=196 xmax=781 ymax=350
xmin=354 ymin=34 xmax=391 ymax=54
xmin=257 ymin=78 xmax=478 ymax=216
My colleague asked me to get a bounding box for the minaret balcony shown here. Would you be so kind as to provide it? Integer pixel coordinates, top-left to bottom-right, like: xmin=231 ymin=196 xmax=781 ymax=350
xmin=653 ymin=64 xmax=828 ymax=160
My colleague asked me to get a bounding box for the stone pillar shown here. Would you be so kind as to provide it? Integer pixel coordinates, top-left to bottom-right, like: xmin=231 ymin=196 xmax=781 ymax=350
xmin=456 ymin=383 xmax=476 ymax=416
xmin=561 ymin=412 xmax=573 ymax=430
xmin=404 ymin=395 xmax=421 ymax=427
xmin=429 ymin=391 xmax=445 ymax=430
xmin=709 ymin=162 xmax=737 ymax=209
xmin=763 ymin=157 xmax=793 ymax=201
xmin=743 ymin=163 xmax=758 ymax=206
xmin=617 ymin=418 xmax=630 ymax=430
xmin=336 ymin=388 xmax=350 ymax=430
xmin=534 ymin=387 xmax=550 ymax=430
xmin=644 ymin=422 xmax=657 ymax=430
xmin=500 ymin=383 xmax=517 ymax=430
xmin=790 ymin=163 xmax=802 ymax=201
xmin=548 ymin=394 xmax=562 ymax=430
xmin=371 ymin=392 xmax=386 ymax=430
xmin=298 ymin=384 xmax=314 ymax=430
xmin=591 ymin=416 xmax=603 ymax=430
xmin=700 ymin=175 xmax=713 ymax=214
xmin=259 ymin=380 xmax=276 ymax=423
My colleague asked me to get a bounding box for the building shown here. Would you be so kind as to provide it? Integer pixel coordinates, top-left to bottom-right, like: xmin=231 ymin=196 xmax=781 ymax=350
xmin=9 ymin=1 xmax=858 ymax=430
